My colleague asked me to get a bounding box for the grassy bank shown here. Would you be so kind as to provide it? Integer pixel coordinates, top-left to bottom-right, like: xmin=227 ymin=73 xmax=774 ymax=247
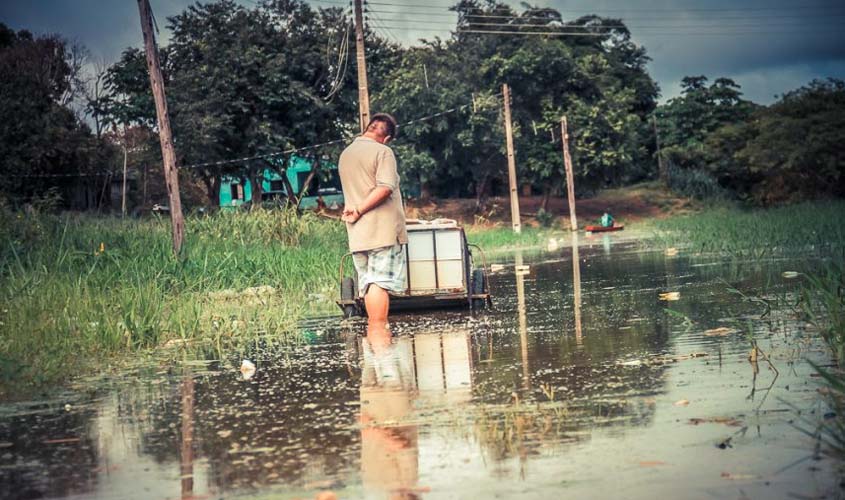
xmin=0 ymin=208 xmax=349 ymax=391
xmin=0 ymin=208 xmax=561 ymax=393
xmin=641 ymin=200 xmax=845 ymax=257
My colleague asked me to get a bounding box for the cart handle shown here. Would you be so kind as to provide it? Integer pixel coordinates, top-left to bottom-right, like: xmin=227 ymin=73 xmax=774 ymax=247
xmin=338 ymin=252 xmax=353 ymax=281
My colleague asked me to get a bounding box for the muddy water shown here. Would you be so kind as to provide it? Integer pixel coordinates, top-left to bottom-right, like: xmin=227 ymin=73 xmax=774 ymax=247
xmin=1 ymin=234 xmax=840 ymax=499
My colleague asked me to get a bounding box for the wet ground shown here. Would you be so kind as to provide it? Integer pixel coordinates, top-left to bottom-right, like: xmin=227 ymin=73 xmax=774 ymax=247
xmin=1 ymin=233 xmax=841 ymax=499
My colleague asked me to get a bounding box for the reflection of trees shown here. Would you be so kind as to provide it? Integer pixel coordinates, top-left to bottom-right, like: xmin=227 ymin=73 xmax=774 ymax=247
xmin=465 ymin=243 xmax=673 ymax=466
xmin=0 ymin=403 xmax=99 ymax=499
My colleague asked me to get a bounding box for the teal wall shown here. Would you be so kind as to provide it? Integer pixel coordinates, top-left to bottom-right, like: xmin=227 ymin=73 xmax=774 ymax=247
xmin=218 ymin=155 xmax=343 ymax=209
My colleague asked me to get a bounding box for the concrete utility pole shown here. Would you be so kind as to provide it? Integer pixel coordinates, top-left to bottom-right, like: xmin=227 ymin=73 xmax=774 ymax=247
xmin=353 ymin=0 xmax=370 ymax=133
xmin=502 ymin=84 xmax=521 ymax=234
xmin=137 ymin=0 xmax=185 ymax=254
xmin=561 ymin=116 xmax=578 ymax=231
xmin=653 ymin=115 xmax=666 ymax=184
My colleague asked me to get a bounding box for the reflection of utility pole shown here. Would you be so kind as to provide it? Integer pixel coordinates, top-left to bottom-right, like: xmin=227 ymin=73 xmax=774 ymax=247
xmin=570 ymin=232 xmax=583 ymax=345
xmin=502 ymin=84 xmax=521 ymax=234
xmin=137 ymin=0 xmax=185 ymax=254
xmin=180 ymin=371 xmax=194 ymax=500
xmin=515 ymin=251 xmax=530 ymax=389
xmin=561 ymin=116 xmax=578 ymax=231
xmin=353 ymin=0 xmax=370 ymax=132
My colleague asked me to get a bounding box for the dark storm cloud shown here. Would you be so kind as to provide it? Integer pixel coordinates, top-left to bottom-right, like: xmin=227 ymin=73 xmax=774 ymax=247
xmin=1 ymin=0 xmax=843 ymax=104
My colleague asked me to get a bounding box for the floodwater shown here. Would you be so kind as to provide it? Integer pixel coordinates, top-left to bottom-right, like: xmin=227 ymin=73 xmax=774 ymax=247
xmin=1 ymin=233 xmax=841 ymax=499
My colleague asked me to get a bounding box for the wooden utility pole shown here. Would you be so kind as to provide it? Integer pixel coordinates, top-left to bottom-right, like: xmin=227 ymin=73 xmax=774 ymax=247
xmin=502 ymin=84 xmax=521 ymax=234
xmin=653 ymin=115 xmax=666 ymax=184
xmin=137 ymin=0 xmax=185 ymax=254
xmin=560 ymin=116 xmax=578 ymax=231
xmin=353 ymin=0 xmax=370 ymax=132
xmin=121 ymin=143 xmax=128 ymax=218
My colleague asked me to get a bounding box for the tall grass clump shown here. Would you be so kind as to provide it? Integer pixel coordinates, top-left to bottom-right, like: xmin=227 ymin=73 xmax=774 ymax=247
xmin=648 ymin=200 xmax=845 ymax=257
xmin=798 ymin=263 xmax=845 ymax=457
xmin=0 ymin=205 xmax=348 ymax=393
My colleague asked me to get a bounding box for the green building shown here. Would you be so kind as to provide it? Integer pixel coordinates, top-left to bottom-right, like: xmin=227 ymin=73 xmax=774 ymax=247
xmin=218 ymin=155 xmax=343 ymax=209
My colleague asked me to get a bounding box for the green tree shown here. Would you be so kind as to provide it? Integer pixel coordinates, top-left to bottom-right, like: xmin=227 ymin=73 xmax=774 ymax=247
xmin=374 ymin=2 xmax=658 ymax=203
xmin=0 ymin=23 xmax=117 ymax=205
xmin=728 ymin=79 xmax=845 ymax=203
xmin=100 ymin=0 xmax=393 ymax=204
xmin=656 ymin=76 xmax=758 ymax=171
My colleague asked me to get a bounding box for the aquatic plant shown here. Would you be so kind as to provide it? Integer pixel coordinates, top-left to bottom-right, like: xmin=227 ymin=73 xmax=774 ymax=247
xmin=645 ymin=200 xmax=845 ymax=257
xmin=794 ymin=263 xmax=845 ymax=458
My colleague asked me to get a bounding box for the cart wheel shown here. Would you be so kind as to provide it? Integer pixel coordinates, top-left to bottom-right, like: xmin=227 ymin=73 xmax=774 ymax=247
xmin=471 ymin=268 xmax=487 ymax=310
xmin=341 ymin=277 xmax=358 ymax=318
xmin=342 ymin=304 xmax=357 ymax=319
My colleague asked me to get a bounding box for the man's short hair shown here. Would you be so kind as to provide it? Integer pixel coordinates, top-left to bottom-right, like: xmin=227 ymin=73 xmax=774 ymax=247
xmin=367 ymin=113 xmax=398 ymax=139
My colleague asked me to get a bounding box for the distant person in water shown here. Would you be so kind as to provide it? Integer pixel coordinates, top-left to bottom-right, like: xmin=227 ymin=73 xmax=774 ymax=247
xmin=600 ymin=210 xmax=614 ymax=228
xmin=338 ymin=113 xmax=408 ymax=323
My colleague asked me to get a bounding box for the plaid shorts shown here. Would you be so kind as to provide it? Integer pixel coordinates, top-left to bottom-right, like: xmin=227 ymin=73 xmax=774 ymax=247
xmin=352 ymin=243 xmax=407 ymax=297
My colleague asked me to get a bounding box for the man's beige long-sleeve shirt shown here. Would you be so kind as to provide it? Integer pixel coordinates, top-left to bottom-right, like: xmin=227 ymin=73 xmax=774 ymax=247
xmin=338 ymin=136 xmax=408 ymax=252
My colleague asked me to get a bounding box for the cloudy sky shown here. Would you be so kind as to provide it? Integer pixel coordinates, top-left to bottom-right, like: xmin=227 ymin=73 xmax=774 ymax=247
xmin=2 ymin=0 xmax=844 ymax=104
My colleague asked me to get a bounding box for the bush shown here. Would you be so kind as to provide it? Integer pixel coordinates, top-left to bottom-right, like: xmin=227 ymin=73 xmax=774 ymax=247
xmin=666 ymin=162 xmax=729 ymax=201
xmin=535 ymin=208 xmax=555 ymax=228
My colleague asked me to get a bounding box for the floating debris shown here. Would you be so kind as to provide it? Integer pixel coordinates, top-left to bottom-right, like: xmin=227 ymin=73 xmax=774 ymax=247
xmin=720 ymin=472 xmax=757 ymax=480
xmin=490 ymin=264 xmax=505 ymax=272
xmin=674 ymin=399 xmax=690 ymax=406
xmin=703 ymin=327 xmax=736 ymax=337
xmin=658 ymin=291 xmax=681 ymax=301
xmin=782 ymin=271 xmax=800 ymax=279
xmin=240 ymin=359 xmax=256 ymax=380
xmin=664 ymin=247 xmax=678 ymax=256
xmin=690 ymin=417 xmax=743 ymax=427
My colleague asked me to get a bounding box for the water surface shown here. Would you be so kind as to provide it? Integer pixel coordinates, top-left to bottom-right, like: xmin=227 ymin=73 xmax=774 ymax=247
xmin=1 ymin=234 xmax=839 ymax=499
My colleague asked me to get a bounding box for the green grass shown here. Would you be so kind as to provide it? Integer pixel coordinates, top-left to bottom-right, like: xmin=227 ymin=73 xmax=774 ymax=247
xmin=0 ymin=208 xmax=557 ymax=394
xmin=465 ymin=225 xmax=559 ymax=252
xmin=0 ymin=208 xmax=348 ymax=392
xmin=639 ymin=200 xmax=845 ymax=257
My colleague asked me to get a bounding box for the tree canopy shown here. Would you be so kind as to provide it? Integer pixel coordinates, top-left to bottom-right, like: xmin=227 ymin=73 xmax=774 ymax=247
xmin=0 ymin=23 xmax=117 ymax=203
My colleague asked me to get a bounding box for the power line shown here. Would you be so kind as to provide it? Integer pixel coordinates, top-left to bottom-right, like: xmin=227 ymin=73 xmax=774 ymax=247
xmin=365 ymin=1 xmax=845 ymax=13
xmin=371 ymin=19 xmax=845 ymax=30
xmin=180 ymin=95 xmax=502 ymax=170
xmin=453 ymin=27 xmax=843 ymax=36
xmin=368 ymin=10 xmax=845 ymax=21
xmin=365 ymin=11 xmax=403 ymax=45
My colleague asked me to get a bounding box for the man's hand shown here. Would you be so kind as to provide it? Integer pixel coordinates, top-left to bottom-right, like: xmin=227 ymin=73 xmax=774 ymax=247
xmin=341 ymin=206 xmax=361 ymax=223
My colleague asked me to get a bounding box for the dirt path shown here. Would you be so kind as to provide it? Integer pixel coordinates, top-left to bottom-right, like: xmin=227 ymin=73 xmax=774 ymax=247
xmin=403 ymin=182 xmax=695 ymax=228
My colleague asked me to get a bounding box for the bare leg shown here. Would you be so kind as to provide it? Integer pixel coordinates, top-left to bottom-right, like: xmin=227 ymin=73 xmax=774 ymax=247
xmin=364 ymin=284 xmax=390 ymax=323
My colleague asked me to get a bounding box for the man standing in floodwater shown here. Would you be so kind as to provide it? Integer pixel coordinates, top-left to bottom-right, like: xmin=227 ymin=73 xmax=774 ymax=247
xmin=338 ymin=113 xmax=408 ymax=323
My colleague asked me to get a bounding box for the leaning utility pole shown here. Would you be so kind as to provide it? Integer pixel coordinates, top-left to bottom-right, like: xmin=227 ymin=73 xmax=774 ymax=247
xmin=561 ymin=116 xmax=578 ymax=231
xmin=353 ymin=0 xmax=370 ymax=132
xmin=137 ymin=0 xmax=185 ymax=254
xmin=502 ymin=84 xmax=521 ymax=234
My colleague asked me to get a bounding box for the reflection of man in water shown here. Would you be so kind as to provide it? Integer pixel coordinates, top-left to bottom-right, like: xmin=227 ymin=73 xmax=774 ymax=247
xmin=359 ymin=321 xmax=419 ymax=499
